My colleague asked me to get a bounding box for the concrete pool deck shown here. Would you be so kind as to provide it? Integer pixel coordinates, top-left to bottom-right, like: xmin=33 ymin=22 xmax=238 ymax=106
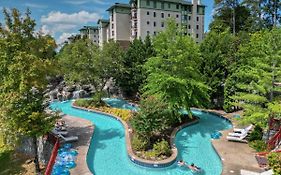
xmin=62 ymin=115 xmax=94 ymax=175
xmin=61 ymin=110 xmax=263 ymax=175
xmin=209 ymin=110 xmax=264 ymax=175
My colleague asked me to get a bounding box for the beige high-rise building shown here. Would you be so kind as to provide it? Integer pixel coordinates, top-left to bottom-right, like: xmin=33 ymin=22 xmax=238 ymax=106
xmin=79 ymin=26 xmax=99 ymax=45
xmin=96 ymin=0 xmax=205 ymax=47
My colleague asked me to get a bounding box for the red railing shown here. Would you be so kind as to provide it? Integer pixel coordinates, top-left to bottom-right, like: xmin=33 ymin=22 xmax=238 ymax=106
xmin=268 ymin=128 xmax=281 ymax=150
xmin=45 ymin=138 xmax=60 ymax=175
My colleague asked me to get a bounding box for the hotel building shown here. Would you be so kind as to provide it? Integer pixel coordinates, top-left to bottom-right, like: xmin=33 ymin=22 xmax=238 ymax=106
xmin=79 ymin=0 xmax=205 ymax=47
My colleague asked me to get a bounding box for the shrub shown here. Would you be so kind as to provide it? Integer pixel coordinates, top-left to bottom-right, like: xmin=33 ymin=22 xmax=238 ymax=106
xmin=132 ymin=135 xmax=148 ymax=151
xmin=99 ymin=107 xmax=132 ymax=121
xmin=75 ymin=99 xmax=92 ymax=108
xmin=91 ymin=91 xmax=107 ymax=107
xmin=153 ymin=139 xmax=171 ymax=157
xmin=248 ymin=125 xmax=263 ymax=142
xmin=268 ymin=152 xmax=281 ymax=175
xmin=130 ymin=96 xmax=175 ymax=138
xmin=249 ymin=140 xmax=267 ymax=152
xmin=144 ymin=150 xmax=157 ymax=159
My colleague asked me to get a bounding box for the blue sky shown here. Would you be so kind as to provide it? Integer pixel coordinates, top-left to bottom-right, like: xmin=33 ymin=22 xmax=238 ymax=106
xmin=0 ymin=0 xmax=214 ymax=44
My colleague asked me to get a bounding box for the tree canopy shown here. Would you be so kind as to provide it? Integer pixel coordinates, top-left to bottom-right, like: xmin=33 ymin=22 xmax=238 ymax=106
xmin=143 ymin=19 xmax=209 ymax=116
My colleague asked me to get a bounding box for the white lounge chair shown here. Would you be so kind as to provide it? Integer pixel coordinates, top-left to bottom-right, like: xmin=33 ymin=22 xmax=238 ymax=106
xmin=228 ymin=129 xmax=248 ymax=137
xmin=233 ymin=124 xmax=253 ymax=133
xmin=227 ymin=132 xmax=248 ymax=143
xmin=59 ymin=134 xmax=78 ymax=142
xmin=228 ymin=125 xmax=253 ymax=137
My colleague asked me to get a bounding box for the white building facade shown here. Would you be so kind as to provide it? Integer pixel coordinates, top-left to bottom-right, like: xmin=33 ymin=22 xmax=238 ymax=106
xmin=94 ymin=0 xmax=205 ymax=47
xmin=79 ymin=26 xmax=99 ymax=45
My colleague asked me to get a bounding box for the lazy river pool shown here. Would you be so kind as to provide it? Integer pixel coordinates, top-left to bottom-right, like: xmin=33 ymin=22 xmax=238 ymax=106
xmin=50 ymin=100 xmax=232 ymax=175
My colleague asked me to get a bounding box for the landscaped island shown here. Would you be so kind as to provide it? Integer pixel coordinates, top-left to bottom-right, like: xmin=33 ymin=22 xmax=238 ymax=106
xmin=74 ymin=96 xmax=197 ymax=162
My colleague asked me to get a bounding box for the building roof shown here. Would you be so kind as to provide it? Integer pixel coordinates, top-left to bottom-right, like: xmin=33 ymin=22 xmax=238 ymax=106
xmin=106 ymin=3 xmax=131 ymax=11
xmin=79 ymin=26 xmax=98 ymax=31
xmin=97 ymin=19 xmax=110 ymax=24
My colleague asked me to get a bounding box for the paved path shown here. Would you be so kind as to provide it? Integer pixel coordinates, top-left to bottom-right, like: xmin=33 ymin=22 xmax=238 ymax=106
xmin=209 ymin=110 xmax=264 ymax=175
xmin=63 ymin=115 xmax=94 ymax=175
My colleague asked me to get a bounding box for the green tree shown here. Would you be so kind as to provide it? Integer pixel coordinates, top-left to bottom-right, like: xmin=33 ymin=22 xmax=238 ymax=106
xmin=212 ymin=0 xmax=240 ymax=34
xmin=0 ymin=8 xmax=57 ymax=174
xmin=224 ymin=28 xmax=281 ymax=128
xmin=117 ymin=36 xmax=154 ymax=97
xmin=130 ymin=96 xmax=174 ymax=140
xmin=263 ymin=0 xmax=281 ymax=27
xmin=58 ymin=39 xmax=123 ymax=93
xmin=242 ymin=0 xmax=267 ymax=31
xmin=200 ymin=29 xmax=237 ymax=108
xmin=143 ymin=19 xmax=209 ymax=117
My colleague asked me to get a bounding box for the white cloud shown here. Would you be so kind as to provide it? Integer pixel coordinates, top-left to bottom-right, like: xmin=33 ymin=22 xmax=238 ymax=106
xmin=57 ymin=32 xmax=76 ymax=45
xmin=41 ymin=11 xmax=101 ymax=25
xmin=40 ymin=25 xmax=52 ymax=35
xmin=40 ymin=10 xmax=101 ymax=39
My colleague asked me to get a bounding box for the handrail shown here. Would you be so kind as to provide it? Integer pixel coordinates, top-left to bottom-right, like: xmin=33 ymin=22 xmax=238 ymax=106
xmin=45 ymin=138 xmax=60 ymax=175
xmin=267 ymin=128 xmax=281 ymax=150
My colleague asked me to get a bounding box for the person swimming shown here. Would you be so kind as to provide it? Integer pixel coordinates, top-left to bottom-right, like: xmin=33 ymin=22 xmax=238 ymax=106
xmin=188 ymin=163 xmax=201 ymax=172
xmin=177 ymin=160 xmax=187 ymax=167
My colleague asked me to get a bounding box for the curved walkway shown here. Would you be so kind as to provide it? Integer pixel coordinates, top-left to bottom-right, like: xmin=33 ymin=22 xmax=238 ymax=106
xmin=209 ymin=110 xmax=263 ymax=175
xmin=61 ymin=115 xmax=93 ymax=175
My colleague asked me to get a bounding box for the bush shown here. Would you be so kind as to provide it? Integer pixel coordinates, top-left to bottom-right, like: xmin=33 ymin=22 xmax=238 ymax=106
xmin=130 ymin=96 xmax=175 ymax=138
xmin=75 ymin=99 xmax=92 ymax=108
xmin=132 ymin=135 xmax=148 ymax=151
xmin=91 ymin=91 xmax=107 ymax=107
xmin=248 ymin=125 xmax=263 ymax=142
xmin=99 ymin=107 xmax=132 ymax=121
xmin=153 ymin=139 xmax=171 ymax=157
xmin=249 ymin=140 xmax=267 ymax=152
xmin=268 ymin=152 xmax=281 ymax=175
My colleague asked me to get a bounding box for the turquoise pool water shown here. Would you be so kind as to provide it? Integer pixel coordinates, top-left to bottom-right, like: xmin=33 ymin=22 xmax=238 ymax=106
xmin=102 ymin=98 xmax=138 ymax=111
xmin=50 ymin=100 xmax=232 ymax=175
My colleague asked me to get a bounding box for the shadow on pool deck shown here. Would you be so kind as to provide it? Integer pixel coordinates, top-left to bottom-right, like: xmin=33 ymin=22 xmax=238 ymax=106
xmin=62 ymin=115 xmax=94 ymax=175
xmin=212 ymin=130 xmax=263 ymax=175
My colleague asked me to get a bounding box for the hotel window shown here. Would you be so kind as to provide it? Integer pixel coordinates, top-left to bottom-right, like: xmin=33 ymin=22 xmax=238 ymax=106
xmin=147 ymin=11 xmax=150 ymax=15
xmin=112 ymin=31 xmax=114 ymax=36
xmin=196 ymin=33 xmax=199 ymax=38
xmin=146 ymin=0 xmax=150 ymax=6
xmin=197 ymin=16 xmax=199 ymax=21
xmin=147 ymin=31 xmax=150 ymax=35
xmin=147 ymin=21 xmax=150 ymax=25
xmin=154 ymin=31 xmax=157 ymax=35
xmin=154 ymin=22 xmax=156 ymax=27
xmin=153 ymin=1 xmax=157 ymax=8
xmin=161 ymin=22 xmax=164 ymax=27
xmin=161 ymin=2 xmax=164 ymax=9
xmin=112 ymin=23 xmax=114 ymax=29
xmin=176 ymin=14 xmax=179 ymax=18
xmin=168 ymin=14 xmax=170 ymax=17
xmin=188 ymin=25 xmax=191 ymax=29
xmin=189 ymin=16 xmax=191 ymax=20
xmin=161 ymin=13 xmax=164 ymax=18
xmin=168 ymin=3 xmax=171 ymax=8
xmin=196 ymin=25 xmax=199 ymax=30
xmin=176 ymin=4 xmax=179 ymax=9
xmin=153 ymin=12 xmax=156 ymax=17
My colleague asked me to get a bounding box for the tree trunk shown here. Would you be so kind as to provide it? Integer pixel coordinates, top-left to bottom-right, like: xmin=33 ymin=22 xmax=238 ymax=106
xmin=33 ymin=136 xmax=41 ymax=175
xmin=266 ymin=62 xmax=276 ymax=142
